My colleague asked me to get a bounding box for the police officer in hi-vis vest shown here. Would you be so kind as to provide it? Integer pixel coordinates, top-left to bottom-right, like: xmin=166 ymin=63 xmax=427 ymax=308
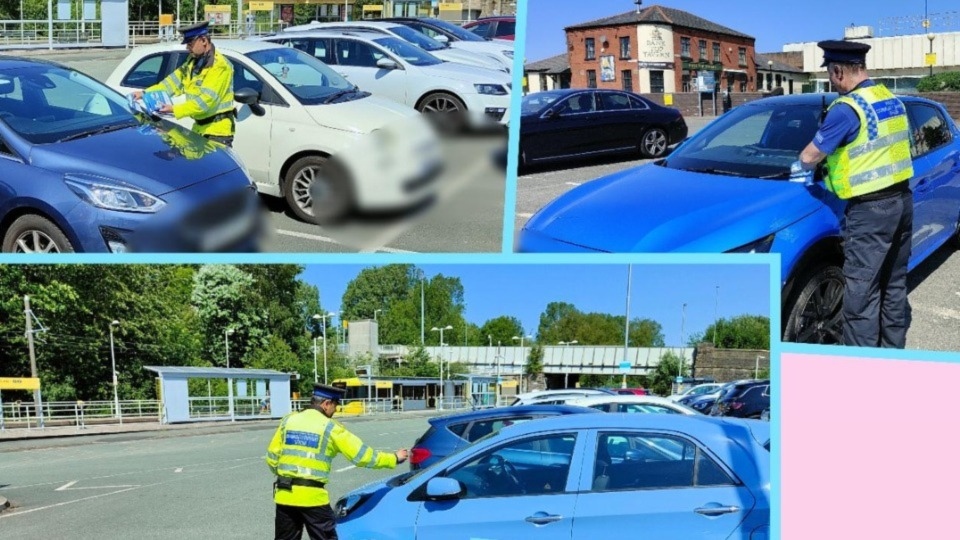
xmin=791 ymin=40 xmax=914 ymax=348
xmin=131 ymin=21 xmax=237 ymax=147
xmin=265 ymin=384 xmax=409 ymax=540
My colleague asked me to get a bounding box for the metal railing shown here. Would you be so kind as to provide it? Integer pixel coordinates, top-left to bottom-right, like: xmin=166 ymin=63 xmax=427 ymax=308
xmin=0 ymin=19 xmax=102 ymax=46
xmin=1 ymin=400 xmax=161 ymax=430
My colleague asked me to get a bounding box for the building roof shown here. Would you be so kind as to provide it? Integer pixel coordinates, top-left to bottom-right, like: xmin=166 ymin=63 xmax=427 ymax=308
xmin=144 ymin=366 xmax=291 ymax=378
xmin=525 ymin=53 xmax=571 ymax=74
xmin=756 ymin=53 xmax=805 ymax=73
xmin=565 ymin=5 xmax=753 ymax=40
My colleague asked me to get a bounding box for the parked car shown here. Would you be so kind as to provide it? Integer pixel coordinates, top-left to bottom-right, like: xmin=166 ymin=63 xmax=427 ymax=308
xmin=518 ymin=93 xmax=960 ymax=344
xmin=335 ymin=414 xmax=770 ymax=539
xmin=710 ymin=380 xmax=770 ymax=419
xmin=409 ymin=404 xmax=600 ymax=470
xmin=107 ymin=40 xmax=441 ymax=224
xmin=614 ymin=387 xmax=648 ymax=396
xmin=257 ymin=30 xmax=511 ymax=131
xmin=381 ymin=17 xmax=514 ymax=72
xmin=668 ymin=382 xmax=723 ymax=402
xmin=564 ymin=395 xmax=701 ymax=415
xmin=520 ymin=88 xmax=688 ymax=166
xmin=0 ymin=56 xmax=262 ymax=253
xmin=679 ymin=380 xmax=748 ymax=412
xmin=281 ymin=20 xmax=508 ymax=72
xmin=462 ymin=16 xmax=516 ymax=41
xmin=509 ymin=388 xmax=613 ymax=406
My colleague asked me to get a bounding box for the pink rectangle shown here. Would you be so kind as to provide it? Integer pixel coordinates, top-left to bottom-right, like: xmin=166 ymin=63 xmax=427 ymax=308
xmin=782 ymin=353 xmax=960 ymax=538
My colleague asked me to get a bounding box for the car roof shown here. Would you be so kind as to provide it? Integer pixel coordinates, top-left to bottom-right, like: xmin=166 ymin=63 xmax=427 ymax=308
xmin=123 ymin=39 xmax=285 ymax=55
xmin=566 ymin=395 xmax=680 ymax=406
xmin=262 ymin=29 xmax=389 ymax=40
xmin=428 ymin=404 xmax=599 ymax=426
xmin=744 ymin=91 xmax=943 ymax=109
xmin=0 ymin=55 xmax=67 ymax=70
xmin=495 ymin=410 xmax=765 ymax=437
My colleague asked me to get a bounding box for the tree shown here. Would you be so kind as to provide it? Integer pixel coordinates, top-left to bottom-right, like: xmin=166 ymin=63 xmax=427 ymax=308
xmin=648 ymin=351 xmax=689 ymax=396
xmin=525 ymin=343 xmax=544 ymax=376
xmin=479 ymin=316 xmax=523 ymax=346
xmin=191 ymin=265 xmax=269 ymax=369
xmin=702 ymin=315 xmax=770 ymax=349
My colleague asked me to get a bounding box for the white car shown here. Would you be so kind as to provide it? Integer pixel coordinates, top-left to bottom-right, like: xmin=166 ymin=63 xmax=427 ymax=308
xmin=508 ymin=389 xmax=612 ymax=406
xmin=106 ymin=40 xmax=441 ymax=223
xmin=383 ymin=17 xmax=514 ymax=72
xmin=257 ymin=30 xmax=511 ymax=130
xmin=282 ymin=20 xmax=508 ymax=73
xmin=668 ymin=383 xmax=724 ymax=402
xmin=565 ymin=395 xmax=701 ymax=415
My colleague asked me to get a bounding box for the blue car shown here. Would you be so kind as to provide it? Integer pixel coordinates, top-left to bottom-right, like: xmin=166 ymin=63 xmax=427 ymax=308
xmin=409 ymin=404 xmax=599 ymax=470
xmin=518 ymin=93 xmax=960 ymax=344
xmin=0 ymin=57 xmax=262 ymax=253
xmin=336 ymin=414 xmax=770 ymax=539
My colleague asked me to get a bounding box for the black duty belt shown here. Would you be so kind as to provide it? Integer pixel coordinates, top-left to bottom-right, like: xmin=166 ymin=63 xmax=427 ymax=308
xmin=275 ymin=476 xmax=327 ymax=490
xmin=195 ymin=109 xmax=236 ymax=126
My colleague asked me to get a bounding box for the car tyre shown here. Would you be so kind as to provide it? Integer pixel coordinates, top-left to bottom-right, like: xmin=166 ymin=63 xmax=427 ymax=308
xmin=283 ymin=155 xmax=353 ymax=224
xmin=782 ymin=264 xmax=844 ymax=344
xmin=2 ymin=214 xmax=74 ymax=253
xmin=640 ymin=127 xmax=669 ymax=158
xmin=417 ymin=92 xmax=467 ymax=134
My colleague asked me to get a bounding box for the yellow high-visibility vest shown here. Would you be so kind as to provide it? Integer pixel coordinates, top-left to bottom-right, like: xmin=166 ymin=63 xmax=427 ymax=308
xmin=824 ymin=84 xmax=913 ymax=199
xmin=147 ymin=48 xmax=235 ymax=138
xmin=265 ymin=409 xmax=397 ymax=507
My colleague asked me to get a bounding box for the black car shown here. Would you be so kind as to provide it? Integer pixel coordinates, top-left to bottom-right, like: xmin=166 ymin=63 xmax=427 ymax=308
xmin=381 ymin=16 xmax=492 ymax=44
xmin=520 ymin=88 xmax=688 ymax=167
xmin=710 ymin=380 xmax=770 ymax=419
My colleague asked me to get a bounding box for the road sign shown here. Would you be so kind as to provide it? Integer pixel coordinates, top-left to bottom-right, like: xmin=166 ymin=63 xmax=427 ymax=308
xmin=619 ymin=362 xmax=631 ymax=373
xmin=0 ymin=377 xmax=40 ymax=390
xmin=674 ymin=376 xmax=684 ymax=383
xmin=697 ymin=72 xmax=716 ymax=92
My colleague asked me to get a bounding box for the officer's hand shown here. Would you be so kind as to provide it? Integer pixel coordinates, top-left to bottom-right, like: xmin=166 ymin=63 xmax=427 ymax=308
xmin=157 ymin=104 xmax=173 ymax=114
xmin=395 ymin=449 xmax=409 ymax=464
xmin=130 ymin=90 xmax=144 ymax=101
xmin=788 ymin=160 xmax=814 ymax=185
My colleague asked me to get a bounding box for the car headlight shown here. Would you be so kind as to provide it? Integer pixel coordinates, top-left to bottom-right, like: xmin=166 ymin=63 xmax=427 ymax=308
xmin=726 ymin=234 xmax=775 ymax=253
xmin=475 ymin=83 xmax=508 ymax=95
xmin=64 ymin=175 xmax=166 ymax=213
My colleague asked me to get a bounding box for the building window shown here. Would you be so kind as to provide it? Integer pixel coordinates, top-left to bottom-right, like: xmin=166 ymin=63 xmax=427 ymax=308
xmin=682 ymin=74 xmax=691 ymax=92
xmin=766 ymin=72 xmax=773 ymax=90
xmin=587 ymin=69 xmax=597 ymax=88
xmin=650 ymin=70 xmax=664 ymax=93
xmin=681 ymin=37 xmax=691 ymax=58
xmin=539 ymin=73 xmax=547 ymax=90
xmin=699 ymin=39 xmax=707 ymax=60
xmin=585 ymin=38 xmax=595 ymax=60
xmin=621 ymin=69 xmax=633 ymax=91
xmin=713 ymin=42 xmax=720 ymax=62
xmin=619 ymin=36 xmax=630 ymax=59
xmin=738 ymin=47 xmax=747 ymax=66
xmin=775 ymin=74 xmax=782 ymax=87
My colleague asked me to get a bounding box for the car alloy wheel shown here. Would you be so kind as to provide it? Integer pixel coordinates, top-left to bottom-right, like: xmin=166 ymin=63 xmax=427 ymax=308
xmin=418 ymin=92 xmax=466 ymax=134
xmin=783 ymin=264 xmax=844 ymax=344
xmin=283 ymin=155 xmax=352 ymax=224
xmin=2 ymin=214 xmax=74 ymax=253
xmin=640 ymin=128 xmax=668 ymax=158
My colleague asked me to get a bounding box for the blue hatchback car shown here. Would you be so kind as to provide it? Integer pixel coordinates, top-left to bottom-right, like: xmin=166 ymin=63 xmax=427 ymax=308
xmin=0 ymin=57 xmax=261 ymax=253
xmin=409 ymin=404 xmax=599 ymax=470
xmin=337 ymin=414 xmax=770 ymax=539
xmin=518 ymin=93 xmax=960 ymax=344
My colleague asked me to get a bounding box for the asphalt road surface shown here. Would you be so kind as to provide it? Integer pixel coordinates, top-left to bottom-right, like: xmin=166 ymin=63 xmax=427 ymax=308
xmin=0 ymin=415 xmax=433 ymax=538
xmin=31 ymin=48 xmax=506 ymax=253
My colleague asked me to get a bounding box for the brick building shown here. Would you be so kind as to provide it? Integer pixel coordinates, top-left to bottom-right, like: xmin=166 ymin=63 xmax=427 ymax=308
xmin=564 ymin=4 xmax=757 ymax=94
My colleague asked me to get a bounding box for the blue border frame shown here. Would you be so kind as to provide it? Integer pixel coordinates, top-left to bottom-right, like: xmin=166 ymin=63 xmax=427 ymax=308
xmin=502 ymin=0 xmax=529 ymax=253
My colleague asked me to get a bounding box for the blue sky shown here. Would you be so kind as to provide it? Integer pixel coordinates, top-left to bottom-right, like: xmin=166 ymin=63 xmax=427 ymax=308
xmin=523 ymin=0 xmax=952 ymax=61
xmin=299 ymin=263 xmax=771 ymax=347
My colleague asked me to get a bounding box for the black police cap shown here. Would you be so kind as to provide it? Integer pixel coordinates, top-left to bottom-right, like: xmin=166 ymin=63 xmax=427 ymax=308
xmin=818 ymin=39 xmax=871 ymax=67
xmin=179 ymin=21 xmax=211 ymax=44
xmin=313 ymin=384 xmax=346 ymax=402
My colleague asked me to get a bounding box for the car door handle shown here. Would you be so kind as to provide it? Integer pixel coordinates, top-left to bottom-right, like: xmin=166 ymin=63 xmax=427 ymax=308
xmin=695 ymin=505 xmax=740 ymax=516
xmin=525 ymin=512 xmax=563 ymax=525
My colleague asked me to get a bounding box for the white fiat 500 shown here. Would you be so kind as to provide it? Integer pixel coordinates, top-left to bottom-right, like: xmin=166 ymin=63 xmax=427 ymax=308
xmin=256 ymin=30 xmax=512 ymax=130
xmin=107 ymin=40 xmax=441 ymax=223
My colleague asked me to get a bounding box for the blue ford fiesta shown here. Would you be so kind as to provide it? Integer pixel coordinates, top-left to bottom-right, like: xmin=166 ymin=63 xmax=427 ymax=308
xmin=0 ymin=57 xmax=262 ymax=253
xmin=336 ymin=414 xmax=770 ymax=539
xmin=518 ymin=93 xmax=960 ymax=344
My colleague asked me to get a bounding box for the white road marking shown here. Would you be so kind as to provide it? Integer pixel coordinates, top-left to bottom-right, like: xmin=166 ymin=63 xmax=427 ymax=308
xmin=336 ymin=465 xmax=356 ymax=473
xmin=565 ymin=182 xmax=582 ymax=187
xmin=0 ymin=487 xmax=138 ymax=520
xmin=516 ymin=212 xmax=533 ymax=218
xmin=274 ymin=229 xmax=347 ymax=246
xmin=56 ymin=480 xmax=138 ymax=491
xmin=174 ymin=468 xmax=183 ymax=473
xmin=54 ymin=480 xmax=77 ymax=491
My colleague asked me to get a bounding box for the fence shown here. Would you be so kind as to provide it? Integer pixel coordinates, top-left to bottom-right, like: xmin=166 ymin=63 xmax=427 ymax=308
xmin=0 ymin=400 xmax=161 ymax=430
xmin=0 ymin=19 xmax=102 ymax=46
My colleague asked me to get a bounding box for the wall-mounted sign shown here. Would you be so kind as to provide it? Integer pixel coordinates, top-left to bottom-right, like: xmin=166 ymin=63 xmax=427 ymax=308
xmin=0 ymin=377 xmax=40 ymax=390
xmin=637 ymin=61 xmax=674 ymax=70
xmin=682 ymin=61 xmax=723 ymax=72
xmin=249 ymin=2 xmax=274 ymax=11
xmin=600 ymin=55 xmax=616 ymax=82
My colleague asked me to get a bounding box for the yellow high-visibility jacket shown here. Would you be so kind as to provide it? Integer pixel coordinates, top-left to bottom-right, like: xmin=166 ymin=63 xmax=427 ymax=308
xmin=824 ymin=84 xmax=913 ymax=200
xmin=265 ymin=409 xmax=398 ymax=507
xmin=147 ymin=47 xmax=235 ymax=138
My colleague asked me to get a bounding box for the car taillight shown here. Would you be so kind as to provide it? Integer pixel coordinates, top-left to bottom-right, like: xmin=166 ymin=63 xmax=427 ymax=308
xmin=729 ymin=402 xmax=744 ymax=410
xmin=410 ymin=447 xmax=431 ymax=465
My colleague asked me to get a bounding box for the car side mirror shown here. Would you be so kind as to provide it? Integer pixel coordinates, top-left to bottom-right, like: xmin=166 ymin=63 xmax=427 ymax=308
xmin=542 ymin=108 xmax=558 ymax=119
xmin=234 ymin=87 xmax=265 ymax=117
xmin=435 ymin=34 xmax=450 ymax=45
xmin=376 ymin=58 xmax=400 ymax=70
xmin=425 ymin=477 xmax=465 ymax=501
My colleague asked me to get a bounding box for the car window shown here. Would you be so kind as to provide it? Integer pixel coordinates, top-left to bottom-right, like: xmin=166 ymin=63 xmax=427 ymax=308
xmin=496 ymin=21 xmax=515 ymax=37
xmin=557 ymin=93 xmax=596 ymax=114
xmin=628 ymin=95 xmax=650 ymax=110
xmin=445 ymin=423 xmax=467 ymax=438
xmin=591 ymin=432 xmax=735 ymax=491
xmin=464 ymin=416 xmax=534 ymax=442
xmin=616 ymin=403 xmax=682 ymax=414
xmin=335 ymin=39 xmax=386 ymax=68
xmin=372 ymin=36 xmax=442 ymax=66
xmin=468 ymin=21 xmax=494 ymax=38
xmin=599 ymin=92 xmax=631 ymax=111
xmin=121 ymin=53 xmax=167 ymax=89
xmin=227 ymin=59 xmax=280 ymax=105
xmin=908 ymin=103 xmax=952 ymax=157
xmin=245 ymin=47 xmax=356 ymax=105
xmin=446 ymin=433 xmax=577 ymax=498
xmin=521 ymin=92 xmax=562 ymax=115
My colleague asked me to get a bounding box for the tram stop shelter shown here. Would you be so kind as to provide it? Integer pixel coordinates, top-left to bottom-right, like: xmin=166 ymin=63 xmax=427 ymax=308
xmin=145 ymin=366 xmax=293 ymax=424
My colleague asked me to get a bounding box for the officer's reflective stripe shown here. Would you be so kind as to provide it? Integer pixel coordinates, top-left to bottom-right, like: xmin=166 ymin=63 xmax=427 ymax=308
xmin=266 ymin=451 xmax=279 ymax=460
xmin=871 ymin=98 xmax=906 ymax=121
xmin=199 ymin=87 xmax=220 ymax=102
xmin=279 ymin=448 xmax=319 ymax=460
xmin=849 ymin=93 xmax=879 ymax=140
xmin=351 ymin=444 xmax=372 ymax=465
xmin=169 ymin=71 xmax=183 ymax=90
xmin=317 ymin=421 xmax=335 ymax=456
xmin=847 ymin=130 xmax=910 ymax=159
xmin=276 ymin=463 xmax=327 ymax=479
xmin=848 ymin=158 xmax=914 ymax=187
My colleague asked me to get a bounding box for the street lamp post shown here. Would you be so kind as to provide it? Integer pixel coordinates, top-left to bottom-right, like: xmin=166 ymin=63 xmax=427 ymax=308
xmin=928 ymin=33 xmax=935 ymax=77
xmin=495 ymin=340 xmax=502 ymax=406
xmin=224 ymin=327 xmax=235 ymax=369
xmin=558 ymin=340 xmax=578 ymax=388
xmin=431 ymin=325 xmax=453 ymax=409
xmin=374 ymin=309 xmax=383 ymax=322
xmin=756 ymin=355 xmax=764 ymax=380
xmin=312 ymin=335 xmax=320 ymax=383
xmin=314 ymin=312 xmax=337 ymax=385
xmin=224 ymin=327 xmax=235 ymax=421
xmin=678 ymin=303 xmax=687 ymax=381
xmin=109 ymin=320 xmax=121 ymax=423
xmin=713 ymin=285 xmax=719 ymax=345
xmin=767 ymin=60 xmax=773 ymax=91
xmin=511 ymin=334 xmax=531 ymax=392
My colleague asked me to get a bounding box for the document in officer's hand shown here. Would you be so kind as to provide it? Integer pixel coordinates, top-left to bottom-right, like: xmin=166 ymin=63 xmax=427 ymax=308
xmin=129 ymin=90 xmax=173 ymax=115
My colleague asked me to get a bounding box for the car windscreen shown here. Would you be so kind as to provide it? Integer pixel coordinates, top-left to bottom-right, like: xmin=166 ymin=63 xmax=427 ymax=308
xmin=388 ymin=25 xmax=445 ymax=51
xmin=426 ymin=18 xmax=487 ymax=41
xmin=521 ymin=92 xmax=563 ymax=115
xmin=245 ymin=47 xmax=358 ymax=105
xmin=0 ymin=65 xmax=138 ymax=144
xmin=372 ymin=37 xmax=442 ymax=66
xmin=661 ymin=102 xmax=823 ymax=179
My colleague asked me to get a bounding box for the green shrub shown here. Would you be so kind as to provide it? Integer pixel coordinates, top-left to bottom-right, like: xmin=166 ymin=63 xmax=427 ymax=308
xmin=917 ymin=72 xmax=960 ymax=92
